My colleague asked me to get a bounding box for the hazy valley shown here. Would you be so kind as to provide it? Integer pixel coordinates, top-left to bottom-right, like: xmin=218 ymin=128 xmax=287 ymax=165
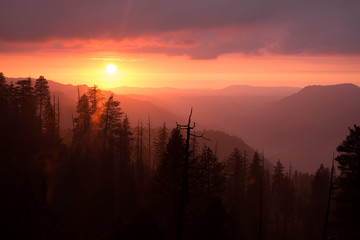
xmin=8 ymin=77 xmax=360 ymax=172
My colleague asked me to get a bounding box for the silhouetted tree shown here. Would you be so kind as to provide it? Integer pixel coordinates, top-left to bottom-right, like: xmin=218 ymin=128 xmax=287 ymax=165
xmin=0 ymin=72 xmax=8 ymax=116
xmin=16 ymin=78 xmax=37 ymax=123
xmin=43 ymin=97 xmax=57 ymax=142
xmin=176 ymin=109 xmax=195 ymax=240
xmin=280 ymin=169 xmax=295 ymax=240
xmin=291 ymin=170 xmax=312 ymax=240
xmin=100 ymin=95 xmax=123 ymax=226
xmin=34 ymin=75 xmax=51 ymax=129
xmin=135 ymin=121 xmax=145 ymax=180
xmin=155 ymin=128 xmax=186 ymax=238
xmin=272 ymin=160 xmax=285 ymax=240
xmin=153 ymin=122 xmax=169 ymax=169
xmin=118 ymin=115 xmax=132 ymax=164
xmin=114 ymin=114 xmax=137 ymax=224
xmin=72 ymin=94 xmax=91 ymax=152
xmin=335 ymin=125 xmax=360 ymax=239
xmin=246 ymin=152 xmax=264 ymax=240
xmin=193 ymin=147 xmax=227 ymax=239
xmin=0 ymin=72 xmax=9 ymax=158
xmin=101 ymin=94 xmax=122 ymax=153
xmin=306 ymin=164 xmax=330 ymax=240
xmin=225 ymin=148 xmax=247 ymax=237
xmin=87 ymin=85 xmax=103 ymax=116
xmin=323 ymin=157 xmax=335 ymax=240
xmin=199 ymin=146 xmax=225 ymax=204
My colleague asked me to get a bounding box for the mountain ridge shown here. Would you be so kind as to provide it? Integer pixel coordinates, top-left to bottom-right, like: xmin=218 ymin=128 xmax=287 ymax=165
xmin=5 ymin=76 xmax=360 ymax=172
xmin=111 ymin=84 xmax=301 ymax=96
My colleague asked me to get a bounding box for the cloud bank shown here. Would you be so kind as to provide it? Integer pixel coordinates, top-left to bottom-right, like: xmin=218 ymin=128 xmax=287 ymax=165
xmin=1 ymin=0 xmax=359 ymax=58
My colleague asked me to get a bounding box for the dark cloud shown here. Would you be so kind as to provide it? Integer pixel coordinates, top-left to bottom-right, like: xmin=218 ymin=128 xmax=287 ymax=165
xmin=0 ymin=0 xmax=359 ymax=58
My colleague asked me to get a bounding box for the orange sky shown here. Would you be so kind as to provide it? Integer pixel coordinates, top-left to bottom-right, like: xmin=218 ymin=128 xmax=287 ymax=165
xmin=1 ymin=48 xmax=360 ymax=89
xmin=1 ymin=0 xmax=360 ymax=89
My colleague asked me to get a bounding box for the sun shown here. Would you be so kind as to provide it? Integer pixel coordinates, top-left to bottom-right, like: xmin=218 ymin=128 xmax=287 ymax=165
xmin=106 ymin=64 xmax=116 ymax=74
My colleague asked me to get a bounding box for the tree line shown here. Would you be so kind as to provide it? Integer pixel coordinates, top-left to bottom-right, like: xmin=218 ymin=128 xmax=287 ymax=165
xmin=0 ymin=72 xmax=359 ymax=239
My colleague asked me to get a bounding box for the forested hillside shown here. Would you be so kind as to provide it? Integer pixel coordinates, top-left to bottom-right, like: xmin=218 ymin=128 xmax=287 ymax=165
xmin=1 ymin=72 xmax=359 ymax=239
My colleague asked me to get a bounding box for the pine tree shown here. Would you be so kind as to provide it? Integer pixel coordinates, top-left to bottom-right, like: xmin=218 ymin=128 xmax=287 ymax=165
xmin=72 ymin=94 xmax=91 ymax=152
xmin=246 ymin=152 xmax=264 ymax=240
xmin=114 ymin=114 xmax=136 ymax=222
xmin=272 ymin=160 xmax=285 ymax=240
xmin=225 ymin=148 xmax=247 ymax=231
xmin=335 ymin=125 xmax=360 ymax=239
xmin=117 ymin=115 xmax=132 ymax=164
xmin=155 ymin=128 xmax=186 ymax=238
xmin=34 ymin=76 xmax=51 ymax=129
xmin=280 ymin=168 xmax=295 ymax=240
xmin=14 ymin=78 xmax=39 ymax=155
xmin=98 ymin=95 xmax=124 ymax=230
xmin=199 ymin=146 xmax=224 ymax=204
xmin=0 ymin=72 xmax=8 ymax=116
xmin=87 ymin=85 xmax=103 ymax=116
xmin=153 ymin=123 xmax=169 ymax=170
xmin=0 ymin=72 xmax=9 ymax=154
xmin=15 ymin=78 xmax=37 ymax=121
xmin=306 ymin=164 xmax=330 ymax=240
xmin=43 ymin=97 xmax=57 ymax=142
xmin=101 ymin=94 xmax=122 ymax=153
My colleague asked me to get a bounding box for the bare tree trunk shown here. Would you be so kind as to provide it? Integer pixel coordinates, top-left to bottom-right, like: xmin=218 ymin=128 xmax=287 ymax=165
xmin=176 ymin=108 xmax=194 ymax=240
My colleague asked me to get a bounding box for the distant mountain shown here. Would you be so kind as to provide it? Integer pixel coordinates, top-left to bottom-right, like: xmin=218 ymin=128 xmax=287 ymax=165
xmin=113 ymin=85 xmax=301 ymax=131
xmin=115 ymin=83 xmax=360 ymax=172
xmin=218 ymin=85 xmax=301 ymax=96
xmin=237 ymin=84 xmax=360 ymax=172
xmin=111 ymin=85 xmax=300 ymax=97
xmin=7 ymin=76 xmax=357 ymax=172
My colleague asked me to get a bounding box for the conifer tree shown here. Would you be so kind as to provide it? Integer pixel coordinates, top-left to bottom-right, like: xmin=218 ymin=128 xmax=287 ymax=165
xmin=16 ymin=78 xmax=37 ymax=121
xmin=335 ymin=125 xmax=360 ymax=239
xmin=0 ymin=72 xmax=8 ymax=115
xmin=0 ymin=72 xmax=9 ymax=151
xmin=87 ymin=85 xmax=103 ymax=116
xmin=118 ymin=115 xmax=132 ymax=164
xmin=272 ymin=160 xmax=285 ymax=240
xmin=246 ymin=152 xmax=264 ymax=240
xmin=306 ymin=164 xmax=330 ymax=240
xmin=101 ymin=94 xmax=122 ymax=153
xmin=34 ymin=76 xmax=51 ymax=129
xmin=199 ymin=146 xmax=224 ymax=204
xmin=156 ymin=128 xmax=186 ymax=237
xmin=225 ymin=148 xmax=247 ymax=231
xmin=73 ymin=94 xmax=91 ymax=152
xmin=153 ymin=123 xmax=169 ymax=169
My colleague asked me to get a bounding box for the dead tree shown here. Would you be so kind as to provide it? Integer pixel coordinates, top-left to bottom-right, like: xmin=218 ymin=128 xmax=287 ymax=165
xmin=175 ymin=108 xmax=195 ymax=240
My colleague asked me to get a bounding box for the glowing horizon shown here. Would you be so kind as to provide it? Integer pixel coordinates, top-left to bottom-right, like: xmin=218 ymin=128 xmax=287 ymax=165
xmin=2 ymin=51 xmax=360 ymax=90
xmin=1 ymin=0 xmax=360 ymax=90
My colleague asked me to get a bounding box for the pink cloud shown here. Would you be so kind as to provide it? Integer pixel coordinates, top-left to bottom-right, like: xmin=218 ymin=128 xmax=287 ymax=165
xmin=1 ymin=0 xmax=359 ymax=58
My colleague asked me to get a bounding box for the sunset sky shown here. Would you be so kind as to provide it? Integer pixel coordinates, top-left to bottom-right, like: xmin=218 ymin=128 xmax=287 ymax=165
xmin=1 ymin=0 xmax=360 ymax=89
